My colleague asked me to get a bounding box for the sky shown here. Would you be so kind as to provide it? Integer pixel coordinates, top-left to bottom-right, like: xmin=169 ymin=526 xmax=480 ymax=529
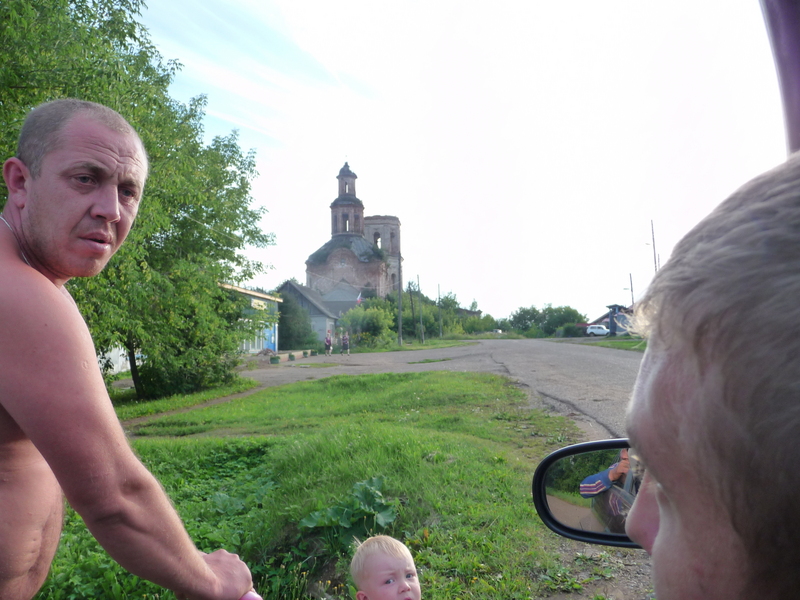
xmin=139 ymin=0 xmax=788 ymax=321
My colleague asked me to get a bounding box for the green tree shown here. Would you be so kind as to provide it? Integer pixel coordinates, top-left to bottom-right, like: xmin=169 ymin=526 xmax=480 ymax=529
xmin=509 ymin=306 xmax=541 ymax=332
xmin=338 ymin=304 xmax=395 ymax=348
xmin=1 ymin=0 xmax=275 ymax=398
xmin=540 ymin=305 xmax=587 ymax=336
xmin=277 ymin=294 xmax=318 ymax=351
xmin=506 ymin=304 xmax=586 ymax=337
xmin=463 ymin=313 xmax=498 ymax=334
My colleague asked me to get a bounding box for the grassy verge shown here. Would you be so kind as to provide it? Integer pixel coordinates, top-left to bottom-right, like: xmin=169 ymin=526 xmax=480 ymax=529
xmin=348 ymin=338 xmax=476 ymax=353
xmin=38 ymin=372 xmax=585 ymax=600
xmin=592 ymin=337 xmax=647 ymax=352
xmin=111 ymin=376 xmax=260 ymax=421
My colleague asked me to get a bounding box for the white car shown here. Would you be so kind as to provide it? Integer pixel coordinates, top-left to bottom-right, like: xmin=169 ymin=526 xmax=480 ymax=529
xmin=586 ymin=325 xmax=609 ymax=337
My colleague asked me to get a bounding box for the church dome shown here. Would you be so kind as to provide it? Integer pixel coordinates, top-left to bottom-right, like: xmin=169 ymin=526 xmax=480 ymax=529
xmin=338 ymin=162 xmax=357 ymax=178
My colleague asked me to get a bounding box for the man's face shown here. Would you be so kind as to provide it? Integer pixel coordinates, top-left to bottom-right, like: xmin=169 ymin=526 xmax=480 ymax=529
xmin=12 ymin=113 xmax=147 ymax=285
xmin=355 ymin=552 xmax=421 ymax=600
xmin=625 ymin=342 xmax=748 ymax=600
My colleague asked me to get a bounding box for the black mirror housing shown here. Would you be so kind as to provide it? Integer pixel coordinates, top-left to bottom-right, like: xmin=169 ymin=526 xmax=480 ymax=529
xmin=532 ymin=439 xmax=641 ymax=549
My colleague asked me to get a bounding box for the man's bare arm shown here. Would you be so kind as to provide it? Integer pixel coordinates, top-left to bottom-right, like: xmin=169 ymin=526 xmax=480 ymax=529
xmin=0 ymin=267 xmax=251 ymax=600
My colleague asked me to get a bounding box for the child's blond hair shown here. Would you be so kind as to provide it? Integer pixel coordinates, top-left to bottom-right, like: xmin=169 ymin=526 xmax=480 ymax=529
xmin=350 ymin=535 xmax=414 ymax=589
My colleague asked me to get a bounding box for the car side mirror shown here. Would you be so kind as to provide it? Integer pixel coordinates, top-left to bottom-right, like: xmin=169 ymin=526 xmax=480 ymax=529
xmin=532 ymin=439 xmax=641 ymax=548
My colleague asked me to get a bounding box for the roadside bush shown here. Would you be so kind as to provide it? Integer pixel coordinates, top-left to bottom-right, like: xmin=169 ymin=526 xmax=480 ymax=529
xmin=524 ymin=325 xmax=546 ymax=338
xmin=339 ymin=306 xmax=395 ymax=347
xmin=557 ymin=323 xmax=583 ymax=338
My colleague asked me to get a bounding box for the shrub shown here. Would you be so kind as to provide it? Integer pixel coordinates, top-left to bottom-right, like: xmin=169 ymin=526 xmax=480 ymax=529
xmin=558 ymin=323 xmax=583 ymax=338
xmin=524 ymin=325 xmax=546 ymax=338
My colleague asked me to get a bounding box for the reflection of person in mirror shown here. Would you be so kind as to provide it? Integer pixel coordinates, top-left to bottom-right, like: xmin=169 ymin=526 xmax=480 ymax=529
xmin=624 ymin=154 xmax=800 ymax=600
xmin=579 ymin=449 xmax=630 ymax=498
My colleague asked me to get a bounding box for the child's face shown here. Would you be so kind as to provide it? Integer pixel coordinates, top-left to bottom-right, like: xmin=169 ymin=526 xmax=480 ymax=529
xmin=356 ymin=552 xmax=421 ymax=600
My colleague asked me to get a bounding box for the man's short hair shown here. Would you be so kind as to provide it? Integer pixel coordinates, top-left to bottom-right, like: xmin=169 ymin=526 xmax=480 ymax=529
xmin=634 ymin=153 xmax=800 ymax=598
xmin=17 ymin=98 xmax=147 ymax=178
xmin=350 ymin=535 xmax=413 ymax=589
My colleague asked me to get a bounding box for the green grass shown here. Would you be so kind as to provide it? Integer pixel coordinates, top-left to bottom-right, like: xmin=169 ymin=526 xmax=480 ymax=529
xmin=349 ymin=339 xmax=475 ymax=353
xmin=592 ymin=337 xmax=647 ymax=352
xmin=37 ymin=372 xmax=586 ymax=600
xmin=111 ymin=376 xmax=261 ymax=421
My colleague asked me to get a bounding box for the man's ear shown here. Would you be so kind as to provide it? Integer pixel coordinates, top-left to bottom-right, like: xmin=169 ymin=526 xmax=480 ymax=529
xmin=3 ymin=157 xmax=31 ymax=209
xmin=356 ymin=591 xmax=368 ymax=600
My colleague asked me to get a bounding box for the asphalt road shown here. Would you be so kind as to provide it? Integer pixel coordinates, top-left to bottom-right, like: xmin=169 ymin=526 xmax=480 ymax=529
xmin=241 ymin=338 xmax=643 ymax=439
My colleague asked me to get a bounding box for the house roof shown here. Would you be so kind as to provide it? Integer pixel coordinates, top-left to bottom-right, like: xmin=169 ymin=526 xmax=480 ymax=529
xmin=277 ymin=280 xmax=338 ymax=319
xmin=219 ymin=283 xmax=282 ymax=303
xmin=320 ymin=281 xmax=363 ymax=316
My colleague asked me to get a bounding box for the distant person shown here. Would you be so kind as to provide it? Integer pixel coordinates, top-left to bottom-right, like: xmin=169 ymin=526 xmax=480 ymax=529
xmin=350 ymin=535 xmax=421 ymax=600
xmin=579 ymin=449 xmax=630 ymax=498
xmin=341 ymin=331 xmax=350 ymax=356
xmin=0 ymin=99 xmax=253 ymax=600
xmin=325 ymin=331 xmax=332 ymax=356
xmin=623 ymin=153 xmax=800 ymax=599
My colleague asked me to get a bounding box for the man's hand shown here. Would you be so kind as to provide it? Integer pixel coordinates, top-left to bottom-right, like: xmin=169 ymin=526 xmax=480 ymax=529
xmin=608 ymin=457 xmax=630 ymax=482
xmin=203 ymin=549 xmax=253 ymax=600
xmin=175 ymin=549 xmax=253 ymax=600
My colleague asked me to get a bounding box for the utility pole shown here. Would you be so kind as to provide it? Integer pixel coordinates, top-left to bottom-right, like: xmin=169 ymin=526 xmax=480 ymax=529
xmin=397 ymin=256 xmax=403 ymax=346
xmin=417 ymin=276 xmax=425 ymax=344
xmin=651 ymin=220 xmax=658 ymax=274
xmin=438 ymin=284 xmax=443 ymax=338
xmin=408 ymin=282 xmax=416 ymax=341
xmin=629 ymin=273 xmax=634 ymax=306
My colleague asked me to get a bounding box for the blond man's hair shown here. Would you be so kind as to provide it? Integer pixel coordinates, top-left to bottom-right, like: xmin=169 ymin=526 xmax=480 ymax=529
xmin=632 ymin=152 xmax=800 ymax=599
xmin=350 ymin=535 xmax=413 ymax=589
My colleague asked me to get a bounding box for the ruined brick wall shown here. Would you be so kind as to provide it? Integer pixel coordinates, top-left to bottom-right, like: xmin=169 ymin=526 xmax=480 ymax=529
xmin=306 ymin=247 xmax=389 ymax=297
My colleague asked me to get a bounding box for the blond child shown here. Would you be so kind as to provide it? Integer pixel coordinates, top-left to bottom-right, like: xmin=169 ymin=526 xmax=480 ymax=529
xmin=350 ymin=536 xmax=421 ymax=600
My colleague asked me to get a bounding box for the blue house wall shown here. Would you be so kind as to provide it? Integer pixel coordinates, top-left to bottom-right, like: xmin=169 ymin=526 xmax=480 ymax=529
xmin=220 ymin=284 xmax=282 ymax=353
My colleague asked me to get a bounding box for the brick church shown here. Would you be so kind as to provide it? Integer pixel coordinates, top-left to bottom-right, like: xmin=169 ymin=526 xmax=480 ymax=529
xmin=306 ymin=162 xmax=401 ymax=301
xmin=278 ymin=163 xmax=402 ymax=340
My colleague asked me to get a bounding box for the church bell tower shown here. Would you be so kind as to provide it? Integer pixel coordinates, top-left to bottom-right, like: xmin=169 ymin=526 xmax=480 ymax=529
xmin=330 ymin=162 xmax=364 ymax=236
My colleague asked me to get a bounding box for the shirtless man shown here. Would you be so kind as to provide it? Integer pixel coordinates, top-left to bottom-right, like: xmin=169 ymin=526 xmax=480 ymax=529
xmin=0 ymin=99 xmax=253 ymax=600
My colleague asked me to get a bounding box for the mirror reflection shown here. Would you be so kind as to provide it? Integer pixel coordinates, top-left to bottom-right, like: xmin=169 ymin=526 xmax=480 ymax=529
xmin=543 ymin=447 xmax=640 ymax=535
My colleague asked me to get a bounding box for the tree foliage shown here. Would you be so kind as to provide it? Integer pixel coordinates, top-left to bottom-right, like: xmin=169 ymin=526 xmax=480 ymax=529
xmin=337 ymin=303 xmax=395 ymax=348
xmin=508 ymin=304 xmax=587 ymax=336
xmin=277 ymin=294 xmax=318 ymax=351
xmin=1 ymin=0 xmax=275 ymax=398
xmin=336 ymin=287 xmax=499 ymax=345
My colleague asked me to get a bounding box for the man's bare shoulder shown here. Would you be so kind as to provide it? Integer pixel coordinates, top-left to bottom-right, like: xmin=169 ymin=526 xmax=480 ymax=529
xmin=0 ymin=236 xmax=109 ymax=439
xmin=0 ymin=242 xmax=85 ymax=338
